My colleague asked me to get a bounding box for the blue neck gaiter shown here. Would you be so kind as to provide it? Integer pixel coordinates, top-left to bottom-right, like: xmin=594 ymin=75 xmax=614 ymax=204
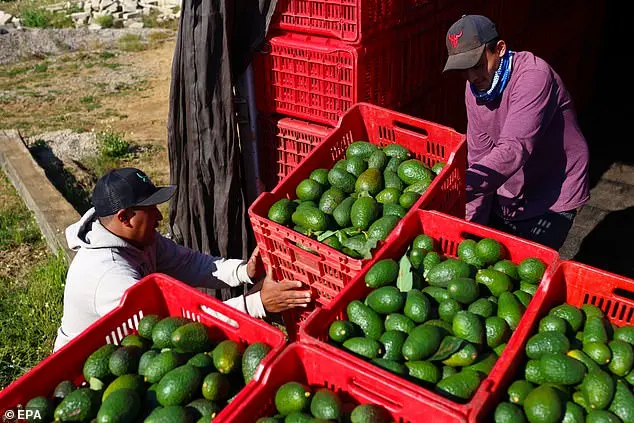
xmin=471 ymin=50 xmax=515 ymax=103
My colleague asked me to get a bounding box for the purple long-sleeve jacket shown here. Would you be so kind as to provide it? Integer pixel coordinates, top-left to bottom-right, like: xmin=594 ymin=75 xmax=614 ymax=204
xmin=465 ymin=51 xmax=590 ymax=223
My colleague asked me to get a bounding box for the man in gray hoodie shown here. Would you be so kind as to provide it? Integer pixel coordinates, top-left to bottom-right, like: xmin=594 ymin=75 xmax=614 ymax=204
xmin=54 ymin=168 xmax=311 ymax=351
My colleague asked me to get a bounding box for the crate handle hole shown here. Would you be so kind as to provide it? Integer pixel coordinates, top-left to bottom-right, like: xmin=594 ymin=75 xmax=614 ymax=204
xmin=614 ymin=288 xmax=634 ymax=302
xmin=347 ymin=377 xmax=403 ymax=412
xmin=200 ymin=305 xmax=239 ymax=328
xmin=393 ymin=121 xmax=429 ymax=138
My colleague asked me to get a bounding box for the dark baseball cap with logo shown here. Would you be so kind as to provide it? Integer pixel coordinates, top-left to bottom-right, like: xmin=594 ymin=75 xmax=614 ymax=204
xmin=92 ymin=168 xmax=176 ymax=217
xmin=443 ymin=15 xmax=498 ymax=72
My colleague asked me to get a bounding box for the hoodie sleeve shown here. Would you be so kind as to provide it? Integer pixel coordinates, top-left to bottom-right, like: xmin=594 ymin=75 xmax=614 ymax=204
xmin=155 ymin=235 xmax=252 ymax=289
xmin=223 ymin=292 xmax=267 ymax=319
xmin=94 ymin=267 xmax=143 ymax=316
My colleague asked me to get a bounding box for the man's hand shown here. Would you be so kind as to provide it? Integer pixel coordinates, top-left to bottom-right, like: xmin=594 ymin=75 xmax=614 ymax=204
xmin=246 ymin=246 xmax=264 ymax=280
xmin=260 ymin=271 xmax=312 ymax=313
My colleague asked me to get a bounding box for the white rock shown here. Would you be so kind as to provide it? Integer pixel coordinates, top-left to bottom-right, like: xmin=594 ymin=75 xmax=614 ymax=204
xmin=122 ymin=0 xmax=138 ymax=12
xmin=122 ymin=11 xmax=142 ymax=19
xmin=104 ymin=3 xmax=120 ymax=13
xmin=128 ymin=21 xmax=144 ymax=29
xmin=111 ymin=12 xmax=124 ymax=19
xmin=91 ymin=0 xmax=101 ymax=10
xmin=88 ymin=23 xmax=102 ymax=30
xmin=83 ymin=1 xmax=92 ymax=12
xmin=0 ymin=11 xmax=13 ymax=26
xmin=71 ymin=11 xmax=90 ymax=20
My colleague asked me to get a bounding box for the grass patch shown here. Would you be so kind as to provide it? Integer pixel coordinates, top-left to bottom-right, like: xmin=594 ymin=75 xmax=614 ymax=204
xmin=118 ymin=34 xmax=146 ymax=52
xmin=95 ymin=14 xmax=114 ymax=28
xmin=100 ymin=51 xmax=116 ymax=60
xmin=80 ymin=95 xmax=101 ymax=110
xmin=33 ymin=62 xmax=48 ymax=73
xmin=98 ymin=130 xmax=129 ymax=158
xmin=0 ymin=175 xmax=42 ymax=250
xmin=149 ymin=31 xmax=170 ymax=41
xmin=0 ymin=253 xmax=68 ymax=388
xmin=20 ymin=7 xmax=74 ymax=29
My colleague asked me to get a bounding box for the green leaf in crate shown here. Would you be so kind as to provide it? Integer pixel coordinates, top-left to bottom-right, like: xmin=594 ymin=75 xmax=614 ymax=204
xmin=429 ymin=336 xmax=466 ymax=361
xmin=397 ymin=253 xmax=413 ymax=292
xmin=343 ymin=227 xmax=362 ymax=236
xmin=317 ymin=230 xmax=337 ymax=242
xmin=357 ymin=238 xmax=379 ymax=260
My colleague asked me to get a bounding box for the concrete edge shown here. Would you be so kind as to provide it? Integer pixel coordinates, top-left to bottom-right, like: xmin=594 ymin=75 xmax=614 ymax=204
xmin=0 ymin=129 xmax=79 ymax=263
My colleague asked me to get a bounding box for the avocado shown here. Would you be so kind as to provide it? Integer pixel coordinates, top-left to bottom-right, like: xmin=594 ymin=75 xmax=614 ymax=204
xmin=582 ymin=342 xmax=612 ymax=366
xmin=156 ymin=365 xmax=202 ymax=406
xmin=525 ymin=359 xmax=547 ymax=384
xmin=494 ymin=402 xmax=527 ymax=423
xmin=397 ymin=159 xmax=433 ymax=185
xmin=103 ymin=374 xmax=145 ymax=401
xmin=404 ymin=289 xmax=432 ymax=323
xmin=526 ymin=332 xmax=571 ymax=359
xmin=608 ymin=340 xmax=634 ymax=377
xmin=383 ymin=144 xmax=410 ymax=160
xmin=431 ymin=162 xmax=446 ymax=175
xmin=475 ymin=238 xmax=503 ymax=265
xmin=379 ymin=330 xmax=407 ymax=361
xmin=186 ymin=398 xmax=220 ymax=420
xmin=465 ymin=351 xmax=498 ymax=375
xmin=268 ymin=199 xmax=298 ymax=225
xmin=468 ymin=298 xmax=496 ymax=318
xmin=319 ymin=187 xmax=346 ymax=215
xmin=426 ymin=259 xmax=473 ymax=288
xmin=398 ymin=191 xmax=420 ymax=209
xmin=364 ymin=259 xmax=399 ymax=288
xmin=145 ymin=350 xmax=183 ymax=383
xmin=343 ymin=337 xmax=383 ymax=359
xmin=403 ymin=180 xmax=432 ymax=195
xmin=435 ymin=369 xmax=482 ymax=401
xmin=371 ymin=358 xmax=408 ymax=376
xmin=442 ymin=365 xmax=458 ymax=380
xmin=138 ymin=314 xmax=162 ymax=340
xmin=523 ymin=385 xmax=564 ymax=423
xmin=346 ymin=141 xmax=378 ymax=160
xmin=422 ymin=252 xmax=442 ymax=279
xmin=609 ymin=379 xmax=634 ymax=422
xmin=453 ymin=311 xmax=485 ymax=345
xmin=485 ymin=316 xmax=511 ymax=348
xmin=296 ymin=179 xmax=325 ymax=202
xmin=382 ymin=203 xmax=407 ymax=219
xmin=375 ymin=187 xmax=401 ymax=205
xmin=438 ymin=299 xmax=462 ymax=323
xmin=25 ymin=396 xmax=54 ymax=422
xmin=476 ymin=269 xmax=513 ymax=297
xmin=310 ymin=389 xmax=342 ymax=420
xmin=457 ymin=239 xmax=485 ymax=269
xmin=367 ymin=215 xmax=400 ymax=241
xmin=212 ymin=340 xmax=242 ymax=374
xmin=355 ymin=168 xmax=384 ymax=196
xmin=539 ymin=354 xmax=586 ymax=385
xmin=52 ymin=380 xmax=75 ymax=401
xmin=96 ymin=388 xmax=140 ymax=423
xmin=329 ymin=320 xmax=359 ymax=343
xmin=310 ymin=168 xmax=330 ymax=186
xmin=138 ymin=350 xmax=160 ymax=376
xmin=242 ymin=342 xmax=272 ymax=384
xmin=582 ymin=369 xmax=615 ymax=410
xmin=549 ymin=305 xmax=584 ymax=333
xmin=442 ymin=343 xmax=478 ymax=367
xmin=83 ymin=343 xmax=117 ymax=383
xmin=507 ymin=380 xmax=535 ymax=405
xmin=328 ymin=168 xmax=356 ymax=194
xmin=584 ymin=316 xmax=609 ymax=345
xmin=350 ymin=197 xmax=380 ymax=230
xmin=585 ymin=410 xmax=621 ymax=423
xmin=424 ymin=319 xmax=454 ymax=335
xmin=366 ymin=286 xmax=405 ymax=315
xmin=539 ymin=315 xmax=568 ymax=334
xmin=497 ymin=291 xmax=525 ymax=330
xmin=383 ymin=170 xmax=404 ymax=191
xmin=152 ymin=317 xmax=189 ymax=349
xmin=422 ymin=286 xmax=450 ymax=303
xmin=109 ymin=345 xmax=142 ymax=376
xmin=517 ymin=258 xmax=546 ymax=283
xmin=492 ymin=260 xmax=520 ymax=280
xmin=292 ymin=207 xmax=328 ymax=232
xmin=54 ymin=388 xmax=100 ymax=422
xmin=447 ymin=278 xmax=480 ymax=304
xmin=144 ymin=405 xmax=192 ymax=423
xmin=614 ymin=326 xmax=634 ymax=345
xmin=368 ymin=149 xmax=388 ymax=170
xmin=402 ymin=324 xmax=442 ymax=361
xmin=121 ymin=334 xmax=151 ymax=351
xmin=346 ymin=156 xmax=368 ymax=178
xmin=350 ymin=403 xmax=391 ymax=423
xmin=201 ymin=372 xmax=230 ymax=401
xmin=333 ymin=196 xmax=356 ymax=227
xmin=567 ymin=349 xmax=601 ymax=372
xmin=406 ymin=360 xmax=441 ymax=384
xmin=347 ymin=300 xmax=384 ymax=340
xmin=384 ymin=313 xmax=416 ymax=334
xmin=562 ymin=401 xmax=585 ymax=423
xmin=275 ymin=382 xmax=311 ymax=415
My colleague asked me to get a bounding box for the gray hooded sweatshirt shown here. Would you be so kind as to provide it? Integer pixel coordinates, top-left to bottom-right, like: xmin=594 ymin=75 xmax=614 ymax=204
xmin=54 ymin=208 xmax=265 ymax=351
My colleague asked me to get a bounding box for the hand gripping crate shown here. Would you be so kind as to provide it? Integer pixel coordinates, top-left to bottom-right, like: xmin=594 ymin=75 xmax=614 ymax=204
xmin=270 ymin=0 xmax=434 ymax=44
xmin=299 ymin=210 xmax=560 ymax=422
xmin=221 ymin=342 xmax=441 ymax=422
xmin=249 ymin=104 xmax=466 ymax=339
xmin=0 ymin=273 xmax=286 ymax=422
xmin=470 ymin=260 xmax=634 ymax=421
xmin=254 ymin=22 xmax=445 ymax=126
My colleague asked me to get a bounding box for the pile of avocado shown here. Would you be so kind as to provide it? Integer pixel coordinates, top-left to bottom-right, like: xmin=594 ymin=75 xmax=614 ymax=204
xmin=328 ymin=233 xmax=546 ymax=402
xmin=255 ymin=381 xmax=391 ymax=423
xmin=494 ymin=303 xmax=634 ymax=423
xmin=22 ymin=315 xmax=272 ymax=422
xmin=267 ymin=141 xmax=445 ymax=259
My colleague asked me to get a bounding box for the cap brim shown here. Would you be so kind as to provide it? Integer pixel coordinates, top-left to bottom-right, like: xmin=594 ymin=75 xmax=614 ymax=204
xmin=443 ymin=45 xmax=485 ymax=72
xmin=135 ymin=185 xmax=176 ymax=207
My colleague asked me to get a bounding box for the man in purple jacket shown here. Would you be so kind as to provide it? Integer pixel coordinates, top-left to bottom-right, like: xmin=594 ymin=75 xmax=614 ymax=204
xmin=443 ymin=15 xmax=590 ymax=250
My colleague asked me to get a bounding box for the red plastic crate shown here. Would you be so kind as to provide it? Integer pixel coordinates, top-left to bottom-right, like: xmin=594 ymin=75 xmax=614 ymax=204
xmin=299 ymin=210 xmax=560 ymax=422
xmin=470 ymin=261 xmax=634 ymax=421
xmin=0 ymin=274 xmax=286 ymax=422
xmin=222 ymin=342 xmax=453 ymax=422
xmin=254 ymin=22 xmax=445 ymax=126
xmin=249 ymin=104 xmax=466 ymax=338
xmin=258 ymin=116 xmax=333 ymax=190
xmin=270 ymin=0 xmax=435 ymax=44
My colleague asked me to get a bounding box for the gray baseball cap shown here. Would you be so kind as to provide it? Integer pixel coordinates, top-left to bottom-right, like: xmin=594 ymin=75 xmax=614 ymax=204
xmin=443 ymin=15 xmax=498 ymax=72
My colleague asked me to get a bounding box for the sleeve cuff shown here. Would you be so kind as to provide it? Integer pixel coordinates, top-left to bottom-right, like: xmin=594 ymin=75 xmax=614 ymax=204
xmin=245 ymin=292 xmax=266 ymax=319
xmin=237 ymin=263 xmax=253 ymax=285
